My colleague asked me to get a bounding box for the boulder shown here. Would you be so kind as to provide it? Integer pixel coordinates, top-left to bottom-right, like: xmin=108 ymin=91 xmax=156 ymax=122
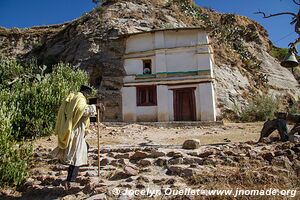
xmin=124 ymin=165 xmax=139 ymax=176
xmin=109 ymin=166 xmax=139 ymax=180
xmin=166 ymin=166 xmax=194 ymax=177
xmin=109 ymin=158 xmax=129 ymax=167
xmin=198 ymin=150 xmax=216 ymax=158
xmin=166 ymin=151 xmax=183 ymax=158
xmin=261 ymin=152 xmax=275 ymax=162
xmin=182 ymin=139 xmax=201 ymax=149
xmin=271 ymin=156 xmax=293 ymax=171
xmin=182 ymin=157 xmax=196 ymax=165
xmin=100 ymin=158 xmax=110 ymax=166
xmin=149 ymin=150 xmax=166 ymax=158
xmin=274 ymin=150 xmax=285 ymax=157
xmin=110 ymin=171 xmax=131 ymax=181
xmin=155 ymin=158 xmax=167 ymax=167
xmin=130 ymin=151 xmax=149 ymax=161
xmin=137 ymin=159 xmax=152 ymax=167
xmin=168 ymin=158 xmax=184 ymax=165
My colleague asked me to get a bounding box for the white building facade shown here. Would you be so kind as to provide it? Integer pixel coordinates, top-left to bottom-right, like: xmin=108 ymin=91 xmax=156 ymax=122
xmin=122 ymin=28 xmax=216 ymax=122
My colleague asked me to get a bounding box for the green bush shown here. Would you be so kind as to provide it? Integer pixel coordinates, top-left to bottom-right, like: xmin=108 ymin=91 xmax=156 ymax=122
xmin=271 ymin=46 xmax=289 ymax=61
xmin=271 ymin=46 xmax=300 ymax=61
xmin=0 ymin=58 xmax=89 ymax=139
xmin=240 ymin=95 xmax=278 ymax=122
xmin=0 ymin=57 xmax=89 ymax=187
xmin=0 ymin=100 xmax=32 ymax=187
xmin=289 ymin=102 xmax=300 ymax=114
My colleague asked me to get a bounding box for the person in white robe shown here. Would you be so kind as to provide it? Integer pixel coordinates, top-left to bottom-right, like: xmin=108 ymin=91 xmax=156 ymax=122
xmin=51 ymin=85 xmax=96 ymax=188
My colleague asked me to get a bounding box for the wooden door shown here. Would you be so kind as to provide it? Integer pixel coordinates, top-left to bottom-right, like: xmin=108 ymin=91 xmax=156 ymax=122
xmin=173 ymin=88 xmax=196 ymax=121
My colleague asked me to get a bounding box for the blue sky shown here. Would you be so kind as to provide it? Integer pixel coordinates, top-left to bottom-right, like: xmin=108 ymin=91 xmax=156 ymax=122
xmin=0 ymin=0 xmax=299 ymax=48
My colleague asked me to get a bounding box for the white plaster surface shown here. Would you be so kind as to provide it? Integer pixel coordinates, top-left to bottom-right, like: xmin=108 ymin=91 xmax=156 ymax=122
xmin=126 ymin=33 xmax=154 ymax=53
xmin=136 ymin=106 xmax=157 ymax=122
xmin=122 ymin=87 xmax=137 ymax=122
xmin=157 ymin=85 xmax=170 ymax=122
xmin=198 ymin=83 xmax=216 ymax=121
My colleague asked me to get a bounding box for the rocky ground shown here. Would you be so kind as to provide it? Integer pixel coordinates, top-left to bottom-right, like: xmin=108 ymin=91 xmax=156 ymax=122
xmin=1 ymin=122 xmax=300 ymax=200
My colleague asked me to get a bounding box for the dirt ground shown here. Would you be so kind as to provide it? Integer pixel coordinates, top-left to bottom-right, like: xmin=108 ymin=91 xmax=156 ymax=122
xmin=36 ymin=122 xmax=264 ymax=150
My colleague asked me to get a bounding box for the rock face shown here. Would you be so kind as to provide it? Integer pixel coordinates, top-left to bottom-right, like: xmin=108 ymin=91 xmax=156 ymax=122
xmin=0 ymin=0 xmax=299 ymax=121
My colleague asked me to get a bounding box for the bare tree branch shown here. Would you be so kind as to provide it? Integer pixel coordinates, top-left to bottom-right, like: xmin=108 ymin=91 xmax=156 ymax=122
xmin=254 ymin=11 xmax=297 ymax=18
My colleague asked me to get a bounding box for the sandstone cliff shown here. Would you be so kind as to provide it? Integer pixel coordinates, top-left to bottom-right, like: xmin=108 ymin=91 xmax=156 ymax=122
xmin=0 ymin=0 xmax=299 ymax=121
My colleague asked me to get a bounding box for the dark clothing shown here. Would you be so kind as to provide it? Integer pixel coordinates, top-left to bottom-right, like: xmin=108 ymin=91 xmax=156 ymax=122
xmin=66 ymin=165 xmax=80 ymax=182
xmin=259 ymin=119 xmax=289 ymax=142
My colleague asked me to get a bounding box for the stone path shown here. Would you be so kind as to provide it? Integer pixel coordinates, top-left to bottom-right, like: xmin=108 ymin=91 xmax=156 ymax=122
xmin=14 ymin=138 xmax=300 ymax=200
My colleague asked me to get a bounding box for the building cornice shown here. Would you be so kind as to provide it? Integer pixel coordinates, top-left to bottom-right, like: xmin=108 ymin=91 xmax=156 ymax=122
xmin=123 ymin=76 xmax=214 ymax=87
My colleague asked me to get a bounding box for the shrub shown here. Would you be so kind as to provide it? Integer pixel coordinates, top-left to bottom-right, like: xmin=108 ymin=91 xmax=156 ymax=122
xmin=0 ymin=57 xmax=89 ymax=187
xmin=240 ymin=95 xmax=278 ymax=122
xmin=289 ymin=102 xmax=300 ymax=114
xmin=271 ymin=46 xmax=289 ymax=61
xmin=0 ymin=100 xmax=32 ymax=187
xmin=0 ymin=58 xmax=89 ymax=139
xmin=271 ymin=46 xmax=300 ymax=61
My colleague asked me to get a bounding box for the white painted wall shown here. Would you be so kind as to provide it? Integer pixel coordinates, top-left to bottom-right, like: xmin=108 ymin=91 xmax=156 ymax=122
xmin=195 ymin=85 xmax=201 ymax=120
xmin=164 ymin=30 xmax=198 ymax=48
xmin=124 ymin=59 xmax=143 ymax=75
xmin=124 ymin=29 xmax=213 ymax=77
xmin=168 ymin=89 xmax=174 ymax=121
xmin=166 ymin=51 xmax=197 ymax=72
xmin=124 ymin=57 xmax=156 ymax=75
xmin=122 ymin=87 xmax=137 ymax=122
xmin=136 ymin=106 xmax=157 ymax=122
xmin=198 ymin=82 xmax=216 ymax=121
xmin=126 ymin=33 xmax=154 ymax=53
xmin=122 ymin=87 xmax=158 ymax=122
xmin=157 ymin=85 xmax=169 ymax=121
xmin=155 ymin=50 xmax=167 ymax=73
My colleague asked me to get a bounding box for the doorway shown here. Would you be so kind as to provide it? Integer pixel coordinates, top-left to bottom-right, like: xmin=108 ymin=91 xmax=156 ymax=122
xmin=173 ymin=88 xmax=196 ymax=121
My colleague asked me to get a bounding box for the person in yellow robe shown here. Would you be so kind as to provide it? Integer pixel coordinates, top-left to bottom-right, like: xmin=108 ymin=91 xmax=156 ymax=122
xmin=51 ymin=85 xmax=96 ymax=188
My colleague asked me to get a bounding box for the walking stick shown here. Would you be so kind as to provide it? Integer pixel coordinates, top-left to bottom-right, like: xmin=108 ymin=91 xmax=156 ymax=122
xmin=97 ymin=107 xmax=101 ymax=177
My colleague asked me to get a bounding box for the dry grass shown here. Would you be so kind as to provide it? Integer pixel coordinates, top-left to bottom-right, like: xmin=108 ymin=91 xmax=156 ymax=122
xmin=186 ymin=166 xmax=300 ymax=200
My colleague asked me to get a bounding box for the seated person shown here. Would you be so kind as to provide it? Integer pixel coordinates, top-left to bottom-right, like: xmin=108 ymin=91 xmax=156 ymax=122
xmin=258 ymin=118 xmax=289 ymax=142
xmin=258 ymin=112 xmax=300 ymax=142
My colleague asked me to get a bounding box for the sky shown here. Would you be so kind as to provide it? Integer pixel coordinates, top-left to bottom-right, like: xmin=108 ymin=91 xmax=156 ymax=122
xmin=0 ymin=0 xmax=299 ymax=48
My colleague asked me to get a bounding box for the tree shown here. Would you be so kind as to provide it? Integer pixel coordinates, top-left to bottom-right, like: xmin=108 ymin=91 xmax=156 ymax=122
xmin=255 ymin=0 xmax=300 ymax=52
